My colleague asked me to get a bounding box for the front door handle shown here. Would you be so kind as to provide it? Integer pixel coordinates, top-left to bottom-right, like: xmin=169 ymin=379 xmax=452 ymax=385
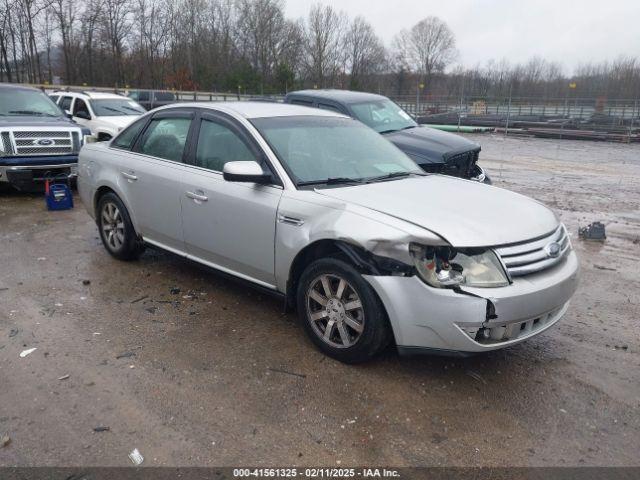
xmin=185 ymin=191 xmax=208 ymax=202
xmin=121 ymin=171 xmax=138 ymax=181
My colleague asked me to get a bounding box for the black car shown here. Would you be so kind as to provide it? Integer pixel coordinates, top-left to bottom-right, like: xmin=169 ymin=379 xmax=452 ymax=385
xmin=127 ymin=90 xmax=177 ymax=111
xmin=0 ymin=84 xmax=89 ymax=191
xmin=284 ymin=90 xmax=490 ymax=183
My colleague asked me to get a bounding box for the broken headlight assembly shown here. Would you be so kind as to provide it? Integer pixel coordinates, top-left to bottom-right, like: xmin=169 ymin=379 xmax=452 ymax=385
xmin=409 ymin=243 xmax=510 ymax=288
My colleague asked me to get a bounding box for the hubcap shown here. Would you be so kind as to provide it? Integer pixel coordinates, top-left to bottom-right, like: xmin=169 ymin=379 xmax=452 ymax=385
xmin=101 ymin=202 xmax=125 ymax=251
xmin=306 ymin=274 xmax=364 ymax=348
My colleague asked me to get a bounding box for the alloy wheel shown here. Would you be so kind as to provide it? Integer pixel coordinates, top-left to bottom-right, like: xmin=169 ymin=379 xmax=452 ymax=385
xmin=306 ymin=274 xmax=365 ymax=348
xmin=101 ymin=202 xmax=125 ymax=251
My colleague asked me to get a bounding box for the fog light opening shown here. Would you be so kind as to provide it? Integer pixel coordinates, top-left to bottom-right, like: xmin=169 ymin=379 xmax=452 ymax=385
xmin=475 ymin=327 xmax=492 ymax=341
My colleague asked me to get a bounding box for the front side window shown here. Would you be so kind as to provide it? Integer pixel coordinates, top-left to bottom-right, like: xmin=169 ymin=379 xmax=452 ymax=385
xmin=139 ymin=117 xmax=191 ymax=162
xmin=350 ymin=99 xmax=417 ymax=133
xmin=90 ymin=99 xmax=145 ymax=116
xmin=252 ymin=116 xmax=421 ymax=185
xmin=59 ymin=96 xmax=73 ymax=112
xmin=73 ymin=98 xmax=91 ymax=117
xmin=195 ymin=119 xmax=257 ymax=172
xmin=112 ymin=117 xmax=147 ymax=149
xmin=0 ymin=89 xmax=64 ymax=117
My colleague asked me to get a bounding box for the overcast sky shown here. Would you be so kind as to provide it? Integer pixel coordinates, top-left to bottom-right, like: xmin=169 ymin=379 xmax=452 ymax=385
xmin=284 ymin=0 xmax=640 ymax=73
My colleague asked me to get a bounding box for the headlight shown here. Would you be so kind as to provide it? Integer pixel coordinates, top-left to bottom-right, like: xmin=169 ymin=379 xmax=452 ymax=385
xmin=409 ymin=244 xmax=509 ymax=288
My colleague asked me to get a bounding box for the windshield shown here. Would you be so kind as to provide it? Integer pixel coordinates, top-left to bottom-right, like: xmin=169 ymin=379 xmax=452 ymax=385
xmin=252 ymin=116 xmax=423 ymax=186
xmin=0 ymin=89 xmax=63 ymax=117
xmin=350 ymin=99 xmax=417 ymax=133
xmin=90 ymin=99 xmax=145 ymax=116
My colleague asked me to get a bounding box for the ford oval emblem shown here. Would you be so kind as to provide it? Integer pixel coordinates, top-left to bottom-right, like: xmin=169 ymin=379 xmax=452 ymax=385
xmin=545 ymin=242 xmax=561 ymax=258
xmin=35 ymin=138 xmax=54 ymax=146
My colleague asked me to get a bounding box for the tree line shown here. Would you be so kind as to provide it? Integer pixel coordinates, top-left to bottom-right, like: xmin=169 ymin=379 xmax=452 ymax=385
xmin=1 ymin=0 xmax=639 ymax=100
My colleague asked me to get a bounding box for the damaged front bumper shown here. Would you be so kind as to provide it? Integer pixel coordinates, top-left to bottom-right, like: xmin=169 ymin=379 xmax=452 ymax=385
xmin=364 ymin=250 xmax=579 ymax=355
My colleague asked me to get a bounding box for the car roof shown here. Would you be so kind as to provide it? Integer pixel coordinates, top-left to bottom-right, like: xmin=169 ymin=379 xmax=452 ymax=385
xmin=51 ymin=90 xmax=128 ymax=100
xmin=287 ymin=89 xmax=388 ymax=104
xmin=157 ymin=101 xmax=349 ymax=120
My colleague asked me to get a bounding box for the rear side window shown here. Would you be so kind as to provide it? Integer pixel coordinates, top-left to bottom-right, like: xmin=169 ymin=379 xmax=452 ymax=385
xmin=112 ymin=118 xmax=147 ymax=149
xmin=139 ymin=117 xmax=191 ymax=162
xmin=50 ymin=95 xmax=60 ymax=103
xmin=60 ymin=96 xmax=73 ymax=111
xmin=290 ymin=99 xmax=312 ymax=107
xmin=195 ymin=119 xmax=257 ymax=172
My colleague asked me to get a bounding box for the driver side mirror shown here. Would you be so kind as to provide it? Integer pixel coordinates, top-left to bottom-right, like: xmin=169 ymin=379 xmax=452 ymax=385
xmin=75 ymin=111 xmax=91 ymax=120
xmin=223 ymin=161 xmax=272 ymax=184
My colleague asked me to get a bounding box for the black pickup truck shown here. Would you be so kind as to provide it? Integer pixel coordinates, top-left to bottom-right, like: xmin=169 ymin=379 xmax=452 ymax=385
xmin=0 ymin=84 xmax=90 ymax=191
xmin=284 ymin=89 xmax=490 ymax=183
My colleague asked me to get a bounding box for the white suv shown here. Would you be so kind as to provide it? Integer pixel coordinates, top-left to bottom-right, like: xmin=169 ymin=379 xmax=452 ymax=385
xmin=50 ymin=90 xmax=145 ymax=141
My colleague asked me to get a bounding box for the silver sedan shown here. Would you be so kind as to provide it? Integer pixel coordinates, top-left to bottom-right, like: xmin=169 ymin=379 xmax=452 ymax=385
xmin=78 ymin=102 xmax=579 ymax=363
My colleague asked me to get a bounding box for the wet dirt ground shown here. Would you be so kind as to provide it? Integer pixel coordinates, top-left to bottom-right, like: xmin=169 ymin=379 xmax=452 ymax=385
xmin=1 ymin=135 xmax=639 ymax=467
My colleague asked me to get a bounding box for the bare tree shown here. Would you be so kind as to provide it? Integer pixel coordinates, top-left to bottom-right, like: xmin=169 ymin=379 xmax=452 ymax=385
xmin=102 ymin=0 xmax=132 ymax=86
xmin=393 ymin=16 xmax=457 ymax=86
xmin=344 ymin=16 xmax=386 ymax=90
xmin=303 ymin=4 xmax=346 ymax=88
xmin=50 ymin=0 xmax=78 ymax=83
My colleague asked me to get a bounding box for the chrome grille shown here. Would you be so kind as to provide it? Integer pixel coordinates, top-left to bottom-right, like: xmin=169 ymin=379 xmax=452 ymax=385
xmin=1 ymin=132 xmax=13 ymax=154
xmin=12 ymin=131 xmax=70 ymax=139
xmin=15 ymin=139 xmax=71 ymax=146
xmin=1 ymin=130 xmax=77 ymax=156
xmin=495 ymin=225 xmax=570 ymax=277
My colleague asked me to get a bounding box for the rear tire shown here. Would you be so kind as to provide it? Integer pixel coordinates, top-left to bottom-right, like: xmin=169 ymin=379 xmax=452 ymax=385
xmin=296 ymin=258 xmax=391 ymax=363
xmin=96 ymin=192 xmax=144 ymax=261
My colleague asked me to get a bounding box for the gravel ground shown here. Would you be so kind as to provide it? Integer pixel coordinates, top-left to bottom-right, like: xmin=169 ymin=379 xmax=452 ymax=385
xmin=0 ymin=134 xmax=639 ymax=467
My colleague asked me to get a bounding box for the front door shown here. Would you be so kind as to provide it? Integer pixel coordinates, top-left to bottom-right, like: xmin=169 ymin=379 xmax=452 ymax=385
xmin=181 ymin=112 xmax=282 ymax=288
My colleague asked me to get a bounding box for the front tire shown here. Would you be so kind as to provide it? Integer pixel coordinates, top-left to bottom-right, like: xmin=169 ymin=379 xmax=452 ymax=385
xmin=296 ymin=258 xmax=391 ymax=363
xmin=96 ymin=192 xmax=143 ymax=261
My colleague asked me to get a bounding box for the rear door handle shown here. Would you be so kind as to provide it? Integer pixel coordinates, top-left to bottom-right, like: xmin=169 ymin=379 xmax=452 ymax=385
xmin=121 ymin=171 xmax=138 ymax=181
xmin=185 ymin=191 xmax=208 ymax=202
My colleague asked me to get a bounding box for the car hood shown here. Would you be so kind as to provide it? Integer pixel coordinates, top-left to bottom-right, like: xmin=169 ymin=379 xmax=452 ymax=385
xmin=0 ymin=116 xmax=77 ymax=128
xmin=315 ymin=176 xmax=558 ymax=247
xmin=98 ymin=116 xmax=138 ymax=130
xmin=384 ymin=126 xmax=479 ymax=163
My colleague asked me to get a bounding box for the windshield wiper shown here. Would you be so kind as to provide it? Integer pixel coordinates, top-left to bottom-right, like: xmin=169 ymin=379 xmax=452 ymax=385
xmin=101 ymin=106 xmax=127 ymax=114
xmin=8 ymin=110 xmax=57 ymax=117
xmin=123 ymin=106 xmax=143 ymax=113
xmin=365 ymin=171 xmax=426 ymax=183
xmin=297 ymin=177 xmax=364 ymax=187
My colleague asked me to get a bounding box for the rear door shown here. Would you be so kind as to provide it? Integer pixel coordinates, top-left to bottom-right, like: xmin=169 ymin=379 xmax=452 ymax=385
xmin=180 ymin=111 xmax=282 ymax=287
xmin=118 ymin=109 xmax=196 ymax=253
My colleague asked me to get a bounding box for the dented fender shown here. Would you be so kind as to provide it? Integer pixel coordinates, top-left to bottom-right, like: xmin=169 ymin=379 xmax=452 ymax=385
xmin=274 ymin=190 xmax=448 ymax=292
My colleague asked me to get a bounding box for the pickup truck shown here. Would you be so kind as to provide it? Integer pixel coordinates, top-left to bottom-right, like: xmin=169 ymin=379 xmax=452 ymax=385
xmin=126 ymin=90 xmax=177 ymax=111
xmin=0 ymin=84 xmax=89 ymax=191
